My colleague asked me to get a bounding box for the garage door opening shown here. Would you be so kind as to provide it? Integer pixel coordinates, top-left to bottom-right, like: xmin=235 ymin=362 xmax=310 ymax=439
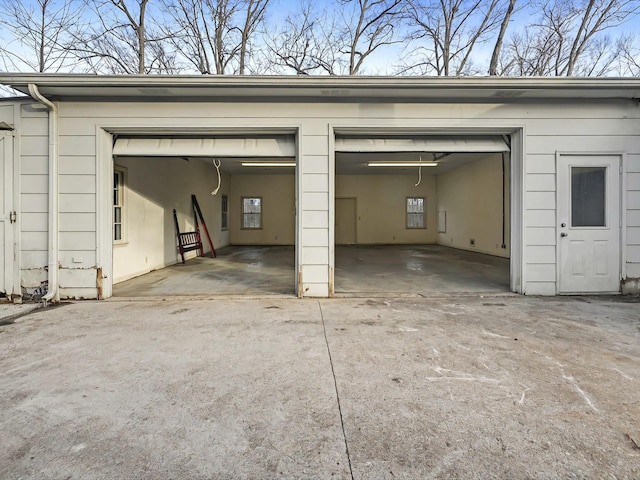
xmin=109 ymin=135 xmax=297 ymax=297
xmin=333 ymin=134 xmax=512 ymax=296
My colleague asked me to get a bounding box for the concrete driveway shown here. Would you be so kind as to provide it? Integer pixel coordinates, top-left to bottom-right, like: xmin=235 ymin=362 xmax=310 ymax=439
xmin=0 ymin=295 xmax=639 ymax=479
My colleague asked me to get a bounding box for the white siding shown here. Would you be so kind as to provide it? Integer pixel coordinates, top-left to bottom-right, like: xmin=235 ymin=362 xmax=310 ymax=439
xmin=14 ymin=98 xmax=634 ymax=298
xmin=19 ymin=104 xmax=49 ymax=289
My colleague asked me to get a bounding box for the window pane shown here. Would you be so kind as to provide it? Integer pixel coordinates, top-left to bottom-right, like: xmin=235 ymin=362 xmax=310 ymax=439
xmin=114 ymin=224 xmax=121 ymax=241
xmin=114 ymin=207 xmax=121 ymax=223
xmin=571 ymin=167 xmax=605 ymax=227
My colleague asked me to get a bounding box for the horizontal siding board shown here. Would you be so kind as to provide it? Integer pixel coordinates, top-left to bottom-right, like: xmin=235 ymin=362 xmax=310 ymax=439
xmin=526 ymin=245 xmax=556 ymax=263
xmin=526 ymin=263 xmax=556 ymax=282
xmin=303 ymin=173 xmax=329 ymax=193
xmin=628 ymin=172 xmax=640 ymax=190
xmin=526 ymin=210 xmax=556 ymax=227
xmin=301 ymin=246 xmax=329 ymax=265
xmin=21 ymin=231 xmax=47 ymax=250
xmin=21 ymin=156 xmax=48 ymax=175
xmin=526 ymin=227 xmax=556 ymax=246
xmin=526 ymin=135 xmax=640 ymax=155
xmin=21 ymin=250 xmax=47 ymax=268
xmin=59 ymin=174 xmax=96 ymax=194
xmin=525 ymin=118 xmax=640 ymax=136
xmin=526 ymin=174 xmax=556 ymax=192
xmin=627 ymin=245 xmax=640 ymax=263
xmin=302 ymin=228 xmax=328 ymax=247
xmin=627 ymin=209 xmax=640 ymax=227
xmin=59 ymin=231 xmax=96 ymax=251
xmin=21 ymin=193 xmax=48 ymax=213
xmin=626 ymin=154 xmax=640 ymax=173
xmin=59 ymin=135 xmax=96 ymax=156
xmin=59 ymin=156 xmax=97 ymax=175
xmin=525 ymin=281 xmax=556 ymax=295
xmin=302 ymin=156 xmax=329 ymax=174
xmin=21 ymin=136 xmax=48 ymax=156
xmin=301 ymin=265 xmax=328 ymax=283
xmin=20 ymin=174 xmax=48 ymax=194
xmin=59 ymin=212 xmax=96 ymax=232
xmin=301 ymin=192 xmax=329 ymax=211
xmin=21 ymin=103 xmax=48 ymax=117
xmin=628 ymin=191 xmax=640 ymax=208
xmin=302 ymin=135 xmax=329 ymax=155
xmin=59 ymin=251 xmax=97 ymax=268
xmin=303 ymin=283 xmax=329 ymax=297
xmin=21 ymin=117 xmax=48 ymax=136
xmin=59 ymin=100 xmax=640 ymax=120
xmin=627 ymin=226 xmax=640 ymax=245
xmin=59 ymin=268 xmax=97 ymax=289
xmin=525 ymin=191 xmax=555 ymax=210
xmin=21 ymin=212 xmax=48 ymax=232
xmin=525 ymin=155 xmax=556 ymax=174
xmin=302 ymin=211 xmax=329 ymax=229
xmin=59 ymin=194 xmax=96 ymax=213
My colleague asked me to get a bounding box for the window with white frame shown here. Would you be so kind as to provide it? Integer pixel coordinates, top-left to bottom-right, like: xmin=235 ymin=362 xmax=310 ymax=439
xmin=113 ymin=168 xmax=125 ymax=242
xmin=242 ymin=197 xmax=262 ymax=229
xmin=406 ymin=197 xmax=425 ymax=229
xmin=221 ymin=194 xmax=228 ymax=231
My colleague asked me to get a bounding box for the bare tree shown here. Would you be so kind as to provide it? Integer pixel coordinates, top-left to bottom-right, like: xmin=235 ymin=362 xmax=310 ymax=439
xmin=339 ymin=0 xmax=404 ymax=75
xmin=489 ymin=0 xmax=518 ymax=75
xmin=403 ymin=0 xmax=509 ymax=76
xmin=0 ymin=0 xmax=84 ymax=72
xmin=501 ymin=0 xmax=639 ymax=76
xmin=618 ymin=35 xmax=640 ymax=76
xmin=69 ymin=0 xmax=178 ymax=74
xmin=262 ymin=1 xmax=344 ymax=74
xmin=160 ymin=0 xmax=269 ymax=75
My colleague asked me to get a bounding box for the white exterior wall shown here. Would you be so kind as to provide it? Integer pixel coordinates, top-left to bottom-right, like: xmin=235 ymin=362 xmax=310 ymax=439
xmin=7 ymin=98 xmax=640 ymax=298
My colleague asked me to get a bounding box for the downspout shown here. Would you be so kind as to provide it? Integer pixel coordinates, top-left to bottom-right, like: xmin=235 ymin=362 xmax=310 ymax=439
xmin=28 ymin=84 xmax=59 ymax=303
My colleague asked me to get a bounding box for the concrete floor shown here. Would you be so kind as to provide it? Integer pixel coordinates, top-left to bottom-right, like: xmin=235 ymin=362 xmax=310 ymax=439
xmin=1 ymin=296 xmax=639 ymax=479
xmin=113 ymin=245 xmax=510 ymax=297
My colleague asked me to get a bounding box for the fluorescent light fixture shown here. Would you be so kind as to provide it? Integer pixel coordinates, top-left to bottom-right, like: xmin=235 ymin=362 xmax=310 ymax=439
xmin=367 ymin=162 xmax=438 ymax=167
xmin=242 ymin=162 xmax=296 ymax=167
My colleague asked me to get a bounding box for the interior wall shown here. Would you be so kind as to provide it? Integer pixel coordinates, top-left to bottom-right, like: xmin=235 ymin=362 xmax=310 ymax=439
xmin=229 ymin=174 xmax=295 ymax=245
xmin=113 ymin=156 xmax=229 ymax=284
xmin=335 ymin=175 xmax=437 ymax=244
xmin=436 ymin=154 xmax=510 ymax=257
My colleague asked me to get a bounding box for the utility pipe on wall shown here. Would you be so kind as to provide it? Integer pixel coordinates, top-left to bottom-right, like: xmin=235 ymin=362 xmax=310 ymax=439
xmin=28 ymin=84 xmax=59 ymax=303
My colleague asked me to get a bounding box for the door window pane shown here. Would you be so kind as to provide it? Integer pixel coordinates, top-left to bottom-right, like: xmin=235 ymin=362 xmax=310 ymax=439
xmin=571 ymin=167 xmax=605 ymax=227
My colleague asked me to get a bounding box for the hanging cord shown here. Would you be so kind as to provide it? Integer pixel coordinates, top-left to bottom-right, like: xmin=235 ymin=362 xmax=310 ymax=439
xmin=211 ymin=158 xmax=222 ymax=195
xmin=414 ymin=155 xmax=422 ymax=187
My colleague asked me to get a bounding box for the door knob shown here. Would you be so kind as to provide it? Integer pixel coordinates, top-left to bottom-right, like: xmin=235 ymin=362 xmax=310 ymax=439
xmin=560 ymin=232 xmax=568 ymax=237
xmin=561 ymin=223 xmax=566 ymax=227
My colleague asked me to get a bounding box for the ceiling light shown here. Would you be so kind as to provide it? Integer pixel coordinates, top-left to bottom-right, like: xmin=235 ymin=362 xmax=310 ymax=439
xmin=367 ymin=162 xmax=438 ymax=167
xmin=242 ymin=162 xmax=296 ymax=167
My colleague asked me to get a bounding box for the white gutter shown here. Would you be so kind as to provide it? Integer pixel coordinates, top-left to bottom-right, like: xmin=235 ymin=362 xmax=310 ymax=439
xmin=28 ymin=83 xmax=59 ymax=303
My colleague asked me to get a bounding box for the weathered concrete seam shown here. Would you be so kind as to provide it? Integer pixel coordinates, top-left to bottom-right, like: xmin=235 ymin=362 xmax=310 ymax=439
xmin=318 ymin=300 xmax=354 ymax=480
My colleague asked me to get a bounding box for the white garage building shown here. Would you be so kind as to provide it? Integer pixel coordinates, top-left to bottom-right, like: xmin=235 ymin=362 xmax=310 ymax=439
xmin=0 ymin=74 xmax=639 ymax=301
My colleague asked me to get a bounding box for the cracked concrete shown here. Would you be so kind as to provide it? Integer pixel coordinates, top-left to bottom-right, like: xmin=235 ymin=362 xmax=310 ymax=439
xmin=0 ymin=295 xmax=639 ymax=479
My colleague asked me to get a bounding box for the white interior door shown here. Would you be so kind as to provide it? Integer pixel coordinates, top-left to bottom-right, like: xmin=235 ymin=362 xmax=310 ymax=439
xmin=0 ymin=132 xmax=14 ymax=297
xmin=557 ymin=155 xmax=620 ymax=294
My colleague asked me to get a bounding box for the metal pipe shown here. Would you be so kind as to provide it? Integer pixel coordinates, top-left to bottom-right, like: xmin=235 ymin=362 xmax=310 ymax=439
xmin=28 ymin=84 xmax=59 ymax=303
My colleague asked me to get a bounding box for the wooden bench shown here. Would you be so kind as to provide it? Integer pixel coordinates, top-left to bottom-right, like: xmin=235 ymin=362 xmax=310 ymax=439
xmin=173 ymin=209 xmax=204 ymax=264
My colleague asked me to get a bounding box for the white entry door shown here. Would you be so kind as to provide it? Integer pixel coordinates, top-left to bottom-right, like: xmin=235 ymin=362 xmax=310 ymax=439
xmin=0 ymin=131 xmax=14 ymax=297
xmin=557 ymin=155 xmax=620 ymax=294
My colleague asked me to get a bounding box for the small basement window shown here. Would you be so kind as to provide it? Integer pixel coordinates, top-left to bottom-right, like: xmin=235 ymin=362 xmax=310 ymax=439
xmin=242 ymin=197 xmax=262 ymax=229
xmin=113 ymin=168 xmax=126 ymax=242
xmin=407 ymin=197 xmax=425 ymax=229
